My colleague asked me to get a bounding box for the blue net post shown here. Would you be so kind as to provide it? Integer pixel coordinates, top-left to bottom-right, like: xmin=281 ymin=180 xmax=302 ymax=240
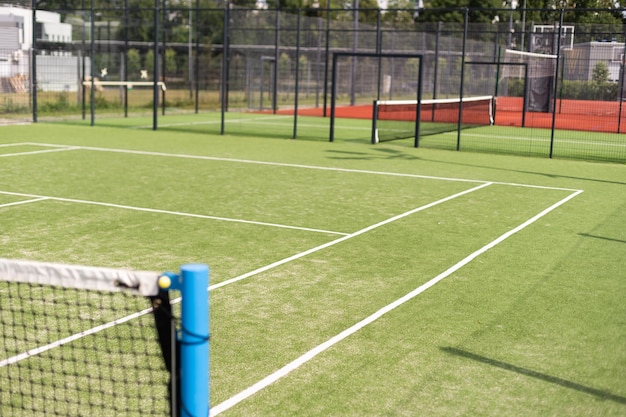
xmin=180 ymin=264 xmax=210 ymax=417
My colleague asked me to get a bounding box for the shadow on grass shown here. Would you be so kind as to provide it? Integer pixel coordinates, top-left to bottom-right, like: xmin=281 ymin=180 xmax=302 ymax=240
xmin=578 ymin=233 xmax=626 ymax=244
xmin=421 ymin=156 xmax=626 ymax=186
xmin=326 ymin=147 xmax=420 ymax=161
xmin=441 ymin=347 xmax=626 ymax=405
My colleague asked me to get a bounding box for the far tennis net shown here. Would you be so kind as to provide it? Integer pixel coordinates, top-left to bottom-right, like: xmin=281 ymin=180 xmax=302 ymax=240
xmin=372 ymin=95 xmax=495 ymax=144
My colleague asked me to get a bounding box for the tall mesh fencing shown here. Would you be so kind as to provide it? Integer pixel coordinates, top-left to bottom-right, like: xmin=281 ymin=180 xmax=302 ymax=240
xmin=0 ymin=4 xmax=624 ymax=161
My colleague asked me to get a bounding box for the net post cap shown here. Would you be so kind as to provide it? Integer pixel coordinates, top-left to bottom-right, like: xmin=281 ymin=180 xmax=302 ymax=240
xmin=181 ymin=263 xmax=209 ymax=274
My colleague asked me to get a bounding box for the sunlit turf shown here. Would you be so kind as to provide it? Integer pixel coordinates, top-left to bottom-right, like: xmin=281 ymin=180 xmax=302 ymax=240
xmin=0 ymin=122 xmax=624 ymax=416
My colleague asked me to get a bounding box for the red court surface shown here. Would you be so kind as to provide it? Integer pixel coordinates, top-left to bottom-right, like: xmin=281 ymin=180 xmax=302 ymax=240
xmin=271 ymin=97 xmax=626 ymax=134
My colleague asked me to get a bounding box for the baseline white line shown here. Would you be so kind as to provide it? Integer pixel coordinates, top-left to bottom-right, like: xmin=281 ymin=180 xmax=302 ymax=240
xmin=209 ymin=188 xmax=584 ymax=416
xmin=0 ymin=147 xmax=80 ymax=158
xmin=0 ymin=190 xmax=345 ymax=236
xmin=23 ymin=142 xmax=582 ymax=191
xmin=0 ymin=197 xmax=49 ymax=209
xmin=208 ymin=182 xmax=492 ymax=290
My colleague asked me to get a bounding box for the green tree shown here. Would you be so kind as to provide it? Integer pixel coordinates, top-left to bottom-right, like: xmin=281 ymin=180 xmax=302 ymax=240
xmin=381 ymin=0 xmax=416 ymax=25
xmin=565 ymin=0 xmax=623 ymax=25
xmin=126 ymin=48 xmax=142 ymax=78
xmin=165 ymin=48 xmax=177 ymax=74
xmin=592 ymin=61 xmax=609 ymax=83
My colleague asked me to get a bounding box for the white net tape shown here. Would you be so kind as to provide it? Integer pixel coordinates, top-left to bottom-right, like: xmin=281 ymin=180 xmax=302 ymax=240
xmin=0 ymin=258 xmax=160 ymax=296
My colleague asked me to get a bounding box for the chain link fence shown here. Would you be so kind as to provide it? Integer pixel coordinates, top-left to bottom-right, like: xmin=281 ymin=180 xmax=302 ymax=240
xmin=0 ymin=4 xmax=624 ymax=161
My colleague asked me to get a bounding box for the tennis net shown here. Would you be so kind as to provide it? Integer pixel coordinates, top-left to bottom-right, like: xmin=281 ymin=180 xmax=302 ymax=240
xmin=372 ymin=95 xmax=495 ymax=144
xmin=0 ymin=258 xmax=186 ymax=417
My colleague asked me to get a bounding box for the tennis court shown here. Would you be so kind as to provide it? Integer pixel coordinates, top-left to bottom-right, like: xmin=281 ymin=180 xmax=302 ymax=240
xmin=1 ymin=122 xmax=625 ymax=416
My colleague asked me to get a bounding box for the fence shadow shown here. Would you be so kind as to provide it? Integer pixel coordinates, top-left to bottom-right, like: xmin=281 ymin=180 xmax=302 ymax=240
xmin=441 ymin=346 xmax=626 ymax=405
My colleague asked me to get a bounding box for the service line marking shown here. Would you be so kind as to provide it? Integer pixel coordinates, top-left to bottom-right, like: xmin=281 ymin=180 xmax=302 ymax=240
xmin=209 ymin=188 xmax=584 ymax=416
xmin=0 ymin=190 xmax=347 ymax=236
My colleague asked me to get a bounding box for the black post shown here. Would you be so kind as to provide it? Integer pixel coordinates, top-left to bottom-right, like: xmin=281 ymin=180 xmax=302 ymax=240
xmin=494 ymin=46 xmax=501 ymax=124
xmin=549 ymin=10 xmax=564 ymax=159
xmin=350 ymin=0 xmax=358 ymax=106
xmin=293 ymin=11 xmax=301 ymax=139
xmin=433 ymin=21 xmax=441 ymax=101
xmin=315 ymin=14 xmax=321 ymax=108
xmin=124 ymin=0 xmax=129 ymax=117
xmin=329 ymin=53 xmax=337 ymax=142
xmin=161 ymin=0 xmax=167 ymax=116
xmin=31 ymin=0 xmax=37 ymax=123
xmin=90 ymin=2 xmax=95 ymax=126
xmin=81 ymin=0 xmax=86 ymax=120
xmin=322 ymin=3 xmax=330 ymax=117
xmin=153 ymin=0 xmax=159 ymax=130
xmin=456 ymin=8 xmax=468 ymax=151
xmin=522 ymin=62 xmax=528 ymax=128
xmin=414 ymin=56 xmax=423 ymax=148
xmin=272 ymin=3 xmax=280 ymax=114
xmin=375 ymin=9 xmax=382 ymax=101
xmin=194 ymin=0 xmax=200 ymax=113
xmin=618 ymin=41 xmax=626 ymax=134
xmin=220 ymin=3 xmax=230 ymax=134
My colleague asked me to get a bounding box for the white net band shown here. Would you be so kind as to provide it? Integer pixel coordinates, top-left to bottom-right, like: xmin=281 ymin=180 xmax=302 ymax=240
xmin=376 ymin=95 xmax=494 ymax=107
xmin=501 ymin=49 xmax=557 ymax=79
xmin=82 ymin=81 xmax=167 ymax=91
xmin=0 ymin=258 xmax=160 ymax=296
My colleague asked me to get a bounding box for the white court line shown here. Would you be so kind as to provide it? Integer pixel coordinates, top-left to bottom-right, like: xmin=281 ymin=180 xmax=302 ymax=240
xmin=0 ymin=197 xmax=49 ymax=209
xmin=0 ymin=190 xmax=346 ymax=236
xmin=208 ymin=182 xmax=493 ymax=291
xmin=0 ymin=182 xmax=491 ymax=368
xmin=0 ymin=306 xmax=153 ymax=368
xmin=0 ymin=143 xmax=27 ymax=147
xmin=209 ymin=188 xmax=584 ymax=416
xmin=0 ymin=146 xmax=80 ymax=158
xmin=24 ymin=142 xmax=581 ymax=191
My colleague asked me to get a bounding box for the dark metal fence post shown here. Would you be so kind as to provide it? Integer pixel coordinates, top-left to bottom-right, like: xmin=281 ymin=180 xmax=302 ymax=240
xmin=220 ymin=3 xmax=229 ymax=134
xmin=322 ymin=4 xmax=330 ymax=117
xmin=456 ymin=8 xmax=468 ymax=151
xmin=433 ymin=21 xmax=442 ymax=101
xmin=273 ymin=3 xmax=280 ymax=114
xmin=375 ymin=9 xmax=382 ymax=101
xmin=153 ymin=0 xmax=159 ymax=130
xmin=549 ymin=9 xmax=564 ymax=159
xmin=293 ymin=11 xmax=301 ymax=139
xmin=90 ymin=2 xmax=95 ymax=126
xmin=194 ymin=0 xmax=200 ymax=113
xmin=124 ymin=0 xmax=129 ymax=118
xmin=31 ymin=0 xmax=37 ymax=123
xmin=81 ymin=0 xmax=86 ymax=120
xmin=618 ymin=40 xmax=626 ymax=134
xmin=161 ymin=0 xmax=167 ymax=116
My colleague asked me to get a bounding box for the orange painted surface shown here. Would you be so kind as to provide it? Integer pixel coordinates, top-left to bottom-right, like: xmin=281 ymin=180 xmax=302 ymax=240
xmin=495 ymin=97 xmax=626 ymax=133
xmin=268 ymin=97 xmax=626 ymax=134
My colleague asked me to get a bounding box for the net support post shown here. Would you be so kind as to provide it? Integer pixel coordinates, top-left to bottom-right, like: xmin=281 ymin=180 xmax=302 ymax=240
xmin=162 ymin=264 xmax=210 ymax=417
xmin=181 ymin=264 xmax=209 ymax=417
